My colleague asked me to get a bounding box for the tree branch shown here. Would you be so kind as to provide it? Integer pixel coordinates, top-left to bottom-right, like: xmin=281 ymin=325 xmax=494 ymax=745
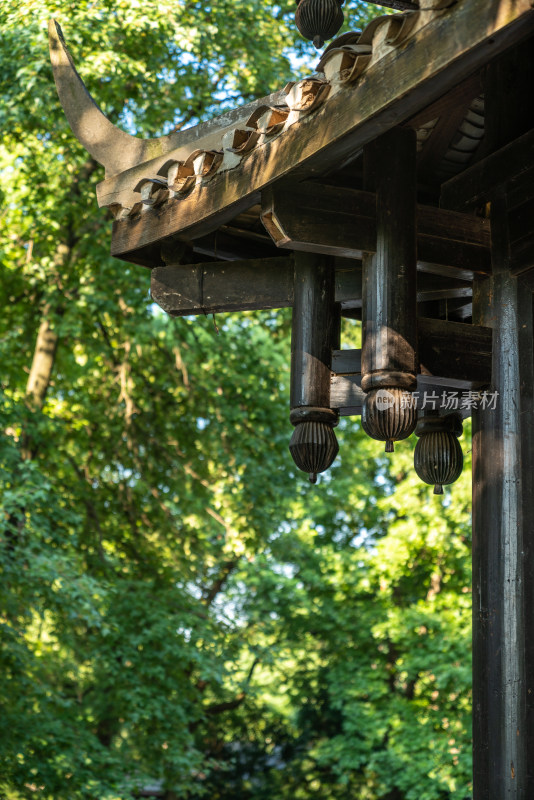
xmin=203 ymin=558 xmax=240 ymax=606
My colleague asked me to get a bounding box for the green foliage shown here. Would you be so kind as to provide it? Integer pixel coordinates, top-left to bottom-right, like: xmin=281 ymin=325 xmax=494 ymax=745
xmin=0 ymin=2 xmax=471 ymax=799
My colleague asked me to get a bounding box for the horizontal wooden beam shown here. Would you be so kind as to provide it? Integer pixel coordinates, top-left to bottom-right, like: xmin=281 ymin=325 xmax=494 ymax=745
xmin=441 ymin=130 xmax=534 ymax=275
xmin=110 ymin=0 xmax=534 ymax=264
xmin=418 ymin=315 xmax=492 ymax=384
xmin=151 ymin=258 xmax=472 ymax=316
xmin=441 ymin=127 xmax=534 ymax=211
xmin=262 ymin=183 xmax=491 ymax=276
xmin=151 ymin=256 xmax=294 ymax=315
xmin=333 ymin=317 xmax=492 ymax=383
xmin=151 ymin=257 xmax=365 ymax=315
xmin=417 ymin=286 xmax=472 ymax=303
xmin=331 ymin=374 xmax=483 ymax=417
xmin=331 ymin=317 xmax=492 ymax=416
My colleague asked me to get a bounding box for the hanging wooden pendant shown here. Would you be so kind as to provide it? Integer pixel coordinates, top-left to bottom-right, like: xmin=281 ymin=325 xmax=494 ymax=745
xmin=295 ymin=0 xmax=345 ymax=49
xmin=289 ymin=420 xmax=339 ymax=484
xmin=289 ymin=252 xmax=340 ymax=483
xmin=414 ymin=413 xmax=464 ymax=494
xmin=361 ymin=127 xmax=418 ymax=452
xmin=361 ymin=387 xmax=417 ymax=453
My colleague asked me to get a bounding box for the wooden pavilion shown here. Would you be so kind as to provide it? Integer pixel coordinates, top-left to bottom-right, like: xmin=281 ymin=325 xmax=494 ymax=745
xmin=49 ymin=0 xmax=534 ymax=795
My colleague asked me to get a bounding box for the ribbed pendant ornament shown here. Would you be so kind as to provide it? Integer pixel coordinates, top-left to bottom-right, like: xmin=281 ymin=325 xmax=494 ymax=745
xmin=414 ymin=414 xmax=464 ymax=494
xmin=361 ymin=387 xmax=417 ymax=453
xmin=295 ymin=0 xmax=345 ymax=49
xmin=289 ymin=420 xmax=339 ymax=484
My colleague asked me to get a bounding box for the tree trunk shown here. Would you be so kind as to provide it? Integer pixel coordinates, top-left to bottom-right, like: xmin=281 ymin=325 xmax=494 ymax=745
xmin=25 ymin=306 xmax=59 ymax=411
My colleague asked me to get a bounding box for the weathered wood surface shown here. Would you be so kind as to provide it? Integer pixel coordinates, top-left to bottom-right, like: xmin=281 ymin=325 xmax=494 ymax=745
xmin=151 ymin=256 xmax=294 ymax=315
xmin=416 ymin=285 xmax=472 ymax=303
xmin=332 ymin=311 xmax=493 ymax=416
xmin=330 ymin=374 xmax=484 ymax=417
xmin=471 ymin=42 xmax=534 ymax=800
xmin=441 ymin=127 xmax=534 ymax=275
xmin=51 ymin=16 xmax=288 ymax=180
xmin=262 ymin=183 xmax=491 ymax=276
xmin=361 ymin=127 xmax=418 ymax=391
xmin=472 ymin=207 xmax=534 ymax=800
xmin=109 ymin=0 xmax=534 ymax=263
xmin=417 ymin=316 xmax=491 ymax=382
xmin=441 ymin=127 xmax=534 ymax=211
xmin=332 ymin=314 xmax=493 ymax=416
xmin=290 ymin=252 xmax=339 ymax=412
xmin=329 ymin=374 xmax=366 ymax=416
xmin=151 ymin=257 xmax=473 ymax=316
xmin=332 ymin=317 xmax=492 ymax=384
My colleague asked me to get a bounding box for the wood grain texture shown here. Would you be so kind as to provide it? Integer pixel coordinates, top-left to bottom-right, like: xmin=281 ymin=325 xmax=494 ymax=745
xmin=361 ymin=127 xmax=418 ymax=391
xmin=110 ymin=0 xmax=534 ymax=262
xmin=262 ymin=182 xmax=491 ymax=275
xmin=471 ymin=43 xmax=534 ymax=800
xmin=151 ymin=258 xmax=472 ymax=316
xmin=95 ymin=88 xmax=289 ymax=202
xmin=472 ymin=205 xmax=534 ymax=800
xmin=290 ymin=252 xmax=339 ymax=411
xmin=331 ymin=317 xmax=492 ymax=385
xmin=441 ymin=127 xmax=534 ymax=211
xmin=151 ymin=256 xmax=294 ymax=315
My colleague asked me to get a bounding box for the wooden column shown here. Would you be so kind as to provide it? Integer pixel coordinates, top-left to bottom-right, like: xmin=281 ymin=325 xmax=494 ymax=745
xmin=471 ymin=39 xmax=534 ymax=799
xmin=289 ymin=252 xmax=340 ymax=482
xmin=361 ymin=126 xmax=418 ymax=393
xmin=359 ymin=126 xmax=418 ymax=451
xmin=290 ymin=251 xmax=339 ymax=418
xmin=472 ymin=204 xmax=534 ymax=800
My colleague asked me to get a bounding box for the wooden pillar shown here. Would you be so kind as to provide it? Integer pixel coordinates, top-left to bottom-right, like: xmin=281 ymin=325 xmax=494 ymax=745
xmin=472 ymin=204 xmax=534 ymax=800
xmin=290 ymin=251 xmax=339 ymax=416
xmin=360 ymin=126 xmax=418 ymax=451
xmin=471 ymin=38 xmax=534 ymax=799
xmin=361 ymin=127 xmax=418 ymax=394
xmin=289 ymin=251 xmax=340 ymax=482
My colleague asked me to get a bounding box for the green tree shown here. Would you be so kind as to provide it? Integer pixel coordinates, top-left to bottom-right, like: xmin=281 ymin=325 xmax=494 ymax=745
xmin=0 ymin=2 xmax=472 ymax=799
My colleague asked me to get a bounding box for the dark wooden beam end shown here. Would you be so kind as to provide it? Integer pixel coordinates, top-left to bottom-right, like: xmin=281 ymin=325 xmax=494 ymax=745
xmin=262 ymin=183 xmax=491 ymax=277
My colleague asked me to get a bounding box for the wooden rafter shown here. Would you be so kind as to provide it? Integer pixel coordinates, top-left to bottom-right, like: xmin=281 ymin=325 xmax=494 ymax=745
xmin=441 ymin=127 xmax=534 ymax=275
xmin=406 ymin=71 xmax=482 ymax=130
xmin=416 ymin=94 xmax=481 ymax=185
xmin=441 ymin=127 xmax=534 ymax=210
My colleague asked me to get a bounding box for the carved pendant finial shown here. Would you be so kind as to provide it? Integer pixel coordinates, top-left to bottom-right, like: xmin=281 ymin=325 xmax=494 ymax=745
xmin=295 ymin=0 xmax=345 ymax=49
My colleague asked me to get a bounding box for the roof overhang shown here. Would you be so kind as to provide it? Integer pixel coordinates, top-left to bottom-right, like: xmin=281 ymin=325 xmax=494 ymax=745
xmin=91 ymin=0 xmax=534 ymax=265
